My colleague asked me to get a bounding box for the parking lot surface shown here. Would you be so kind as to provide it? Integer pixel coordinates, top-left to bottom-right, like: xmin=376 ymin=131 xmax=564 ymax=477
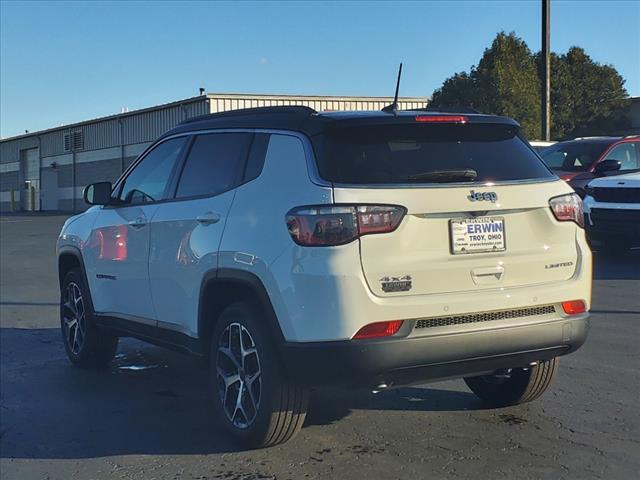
xmin=1 ymin=214 xmax=639 ymax=480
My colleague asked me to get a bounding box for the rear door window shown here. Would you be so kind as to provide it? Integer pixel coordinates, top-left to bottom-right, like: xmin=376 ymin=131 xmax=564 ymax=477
xmin=175 ymin=133 xmax=252 ymax=198
xmin=312 ymin=124 xmax=555 ymax=184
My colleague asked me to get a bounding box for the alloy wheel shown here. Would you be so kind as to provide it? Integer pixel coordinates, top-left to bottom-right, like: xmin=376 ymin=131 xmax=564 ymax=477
xmin=62 ymin=282 xmax=86 ymax=355
xmin=216 ymin=322 xmax=262 ymax=429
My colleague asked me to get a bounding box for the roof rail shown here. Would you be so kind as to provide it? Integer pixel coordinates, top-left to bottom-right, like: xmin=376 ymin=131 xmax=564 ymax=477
xmin=624 ymin=134 xmax=639 ymax=139
xmin=179 ymin=105 xmax=318 ymax=125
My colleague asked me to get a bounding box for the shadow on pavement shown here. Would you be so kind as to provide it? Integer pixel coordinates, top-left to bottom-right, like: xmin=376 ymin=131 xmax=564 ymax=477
xmin=1 ymin=327 xmax=484 ymax=459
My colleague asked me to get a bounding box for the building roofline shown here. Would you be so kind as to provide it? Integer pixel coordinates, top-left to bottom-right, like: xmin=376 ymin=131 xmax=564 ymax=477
xmin=1 ymin=92 xmax=429 ymax=143
xmin=1 ymin=94 xmax=209 ymax=143
xmin=205 ymin=92 xmax=429 ymax=102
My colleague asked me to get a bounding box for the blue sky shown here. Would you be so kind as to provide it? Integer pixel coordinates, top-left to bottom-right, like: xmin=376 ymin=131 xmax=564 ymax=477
xmin=1 ymin=0 xmax=638 ymax=138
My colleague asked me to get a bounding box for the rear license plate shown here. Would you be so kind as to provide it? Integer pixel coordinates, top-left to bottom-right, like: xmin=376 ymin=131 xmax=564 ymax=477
xmin=450 ymin=217 xmax=506 ymax=254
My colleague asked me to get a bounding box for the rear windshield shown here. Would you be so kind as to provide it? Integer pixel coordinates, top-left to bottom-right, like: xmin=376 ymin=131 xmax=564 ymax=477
xmin=539 ymin=141 xmax=613 ymax=172
xmin=312 ymin=124 xmax=555 ymax=184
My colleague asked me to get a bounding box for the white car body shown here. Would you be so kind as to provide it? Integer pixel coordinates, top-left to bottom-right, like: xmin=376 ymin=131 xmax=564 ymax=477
xmin=57 ymin=109 xmax=591 ymax=388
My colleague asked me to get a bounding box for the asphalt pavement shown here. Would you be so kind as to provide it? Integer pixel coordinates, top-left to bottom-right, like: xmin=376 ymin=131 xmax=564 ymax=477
xmin=1 ymin=214 xmax=638 ymax=480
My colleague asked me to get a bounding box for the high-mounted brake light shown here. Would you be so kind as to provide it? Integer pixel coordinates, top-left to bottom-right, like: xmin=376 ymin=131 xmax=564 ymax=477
xmin=286 ymin=205 xmax=406 ymax=246
xmin=549 ymin=193 xmax=584 ymax=227
xmin=415 ymin=115 xmax=468 ymax=124
xmin=562 ymin=300 xmax=586 ymax=315
xmin=353 ymin=320 xmax=404 ymax=339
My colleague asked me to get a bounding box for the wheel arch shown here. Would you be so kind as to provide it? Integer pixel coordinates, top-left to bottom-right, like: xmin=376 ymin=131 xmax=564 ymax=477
xmin=197 ymin=268 xmax=286 ymax=355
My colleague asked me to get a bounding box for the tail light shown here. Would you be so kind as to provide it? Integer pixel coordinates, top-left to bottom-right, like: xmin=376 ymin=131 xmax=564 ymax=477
xmin=286 ymin=205 xmax=406 ymax=246
xmin=549 ymin=193 xmax=584 ymax=227
xmin=562 ymin=300 xmax=586 ymax=315
xmin=353 ymin=320 xmax=404 ymax=339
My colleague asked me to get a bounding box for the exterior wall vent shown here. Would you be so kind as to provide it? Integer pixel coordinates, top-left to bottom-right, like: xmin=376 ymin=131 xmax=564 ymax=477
xmin=63 ymin=130 xmax=84 ymax=152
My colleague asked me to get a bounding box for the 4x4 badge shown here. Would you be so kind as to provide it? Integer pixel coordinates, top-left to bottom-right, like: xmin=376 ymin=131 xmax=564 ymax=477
xmin=467 ymin=190 xmax=498 ymax=203
xmin=380 ymin=275 xmax=412 ymax=293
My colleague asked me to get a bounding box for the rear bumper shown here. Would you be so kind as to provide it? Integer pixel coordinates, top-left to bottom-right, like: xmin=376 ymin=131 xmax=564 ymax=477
xmin=279 ymin=314 xmax=589 ymax=387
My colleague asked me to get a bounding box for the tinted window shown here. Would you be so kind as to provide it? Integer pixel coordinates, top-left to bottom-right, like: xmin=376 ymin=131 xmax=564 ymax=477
xmin=603 ymin=143 xmax=639 ymax=171
xmin=313 ymin=124 xmax=554 ymax=184
xmin=176 ymin=133 xmax=252 ymax=198
xmin=243 ymin=133 xmax=270 ymax=182
xmin=118 ymin=137 xmax=186 ymax=204
xmin=540 ymin=141 xmax=613 ymax=172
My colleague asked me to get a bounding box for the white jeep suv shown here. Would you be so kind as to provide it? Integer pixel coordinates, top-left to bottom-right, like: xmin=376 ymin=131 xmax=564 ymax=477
xmin=57 ymin=107 xmax=591 ymax=447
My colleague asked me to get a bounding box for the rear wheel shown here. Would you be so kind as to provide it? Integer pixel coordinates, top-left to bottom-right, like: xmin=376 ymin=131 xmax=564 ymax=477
xmin=464 ymin=358 xmax=559 ymax=407
xmin=209 ymin=302 xmax=308 ymax=448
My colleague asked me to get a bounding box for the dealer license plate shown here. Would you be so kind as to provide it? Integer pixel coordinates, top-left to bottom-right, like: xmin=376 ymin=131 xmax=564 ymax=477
xmin=450 ymin=217 xmax=506 ymax=254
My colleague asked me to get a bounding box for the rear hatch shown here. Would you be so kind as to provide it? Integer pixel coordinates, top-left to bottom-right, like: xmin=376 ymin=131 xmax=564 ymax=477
xmin=312 ymin=117 xmax=579 ymax=297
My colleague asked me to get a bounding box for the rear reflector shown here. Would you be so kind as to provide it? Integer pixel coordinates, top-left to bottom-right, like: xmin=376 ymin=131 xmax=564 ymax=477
xmin=415 ymin=115 xmax=468 ymax=124
xmin=562 ymin=300 xmax=586 ymax=315
xmin=353 ymin=320 xmax=404 ymax=339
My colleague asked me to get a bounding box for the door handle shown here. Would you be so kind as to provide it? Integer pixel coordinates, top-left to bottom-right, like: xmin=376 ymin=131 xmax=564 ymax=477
xmin=128 ymin=217 xmax=147 ymax=228
xmin=196 ymin=212 xmax=221 ymax=225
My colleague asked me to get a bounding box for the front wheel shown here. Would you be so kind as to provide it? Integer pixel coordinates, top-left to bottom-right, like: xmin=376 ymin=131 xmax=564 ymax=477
xmin=209 ymin=302 xmax=309 ymax=448
xmin=60 ymin=269 xmax=118 ymax=368
xmin=464 ymin=358 xmax=559 ymax=407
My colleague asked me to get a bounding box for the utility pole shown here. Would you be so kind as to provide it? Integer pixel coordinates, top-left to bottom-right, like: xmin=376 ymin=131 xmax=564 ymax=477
xmin=542 ymin=0 xmax=551 ymax=140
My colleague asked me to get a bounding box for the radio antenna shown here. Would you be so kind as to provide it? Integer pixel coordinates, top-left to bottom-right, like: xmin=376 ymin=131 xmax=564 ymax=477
xmin=382 ymin=63 xmax=403 ymax=114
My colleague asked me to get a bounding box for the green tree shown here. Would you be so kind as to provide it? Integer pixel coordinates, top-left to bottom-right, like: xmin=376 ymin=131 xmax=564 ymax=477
xmin=430 ymin=32 xmax=541 ymax=138
xmin=431 ymin=33 xmax=630 ymax=139
xmin=537 ymin=47 xmax=630 ymax=139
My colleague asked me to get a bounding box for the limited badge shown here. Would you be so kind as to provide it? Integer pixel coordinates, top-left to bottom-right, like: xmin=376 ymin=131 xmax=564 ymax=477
xmin=380 ymin=275 xmax=412 ymax=292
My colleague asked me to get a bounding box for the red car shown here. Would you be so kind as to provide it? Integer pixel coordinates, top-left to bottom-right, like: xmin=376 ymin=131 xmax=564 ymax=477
xmin=539 ymin=136 xmax=640 ymax=197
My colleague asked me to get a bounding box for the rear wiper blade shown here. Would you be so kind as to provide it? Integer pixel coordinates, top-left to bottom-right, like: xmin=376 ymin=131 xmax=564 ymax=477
xmin=407 ymin=168 xmax=478 ymax=183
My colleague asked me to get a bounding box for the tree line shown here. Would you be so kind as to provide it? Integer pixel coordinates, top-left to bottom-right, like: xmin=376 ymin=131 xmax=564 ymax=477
xmin=428 ymin=32 xmax=631 ymax=140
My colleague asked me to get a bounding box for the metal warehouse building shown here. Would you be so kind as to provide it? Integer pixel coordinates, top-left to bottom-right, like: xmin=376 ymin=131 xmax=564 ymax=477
xmin=0 ymin=93 xmax=427 ymax=212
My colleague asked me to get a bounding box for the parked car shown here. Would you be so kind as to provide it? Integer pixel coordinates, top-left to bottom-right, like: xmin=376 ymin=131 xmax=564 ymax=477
xmin=57 ymin=107 xmax=591 ymax=448
xmin=539 ymin=136 xmax=640 ymax=197
xmin=529 ymin=140 xmax=557 ymax=152
xmin=583 ymin=171 xmax=640 ymax=254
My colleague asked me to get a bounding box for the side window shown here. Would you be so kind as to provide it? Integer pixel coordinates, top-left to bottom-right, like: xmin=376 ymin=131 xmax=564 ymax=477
xmin=604 ymin=143 xmax=639 ymax=171
xmin=243 ymin=133 xmax=270 ymax=182
xmin=175 ymin=133 xmax=252 ymax=198
xmin=117 ymin=137 xmax=187 ymax=204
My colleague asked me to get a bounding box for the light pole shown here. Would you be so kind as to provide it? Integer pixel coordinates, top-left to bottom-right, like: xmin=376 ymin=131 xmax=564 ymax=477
xmin=542 ymin=0 xmax=551 ymax=141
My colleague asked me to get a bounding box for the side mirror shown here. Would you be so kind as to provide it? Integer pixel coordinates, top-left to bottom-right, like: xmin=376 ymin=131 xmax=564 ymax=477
xmin=595 ymin=159 xmax=621 ymax=175
xmin=83 ymin=182 xmax=112 ymax=206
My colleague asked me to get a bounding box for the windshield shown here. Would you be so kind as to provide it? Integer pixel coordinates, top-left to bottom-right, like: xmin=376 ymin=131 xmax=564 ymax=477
xmin=312 ymin=123 xmax=555 ymax=184
xmin=539 ymin=141 xmax=613 ymax=172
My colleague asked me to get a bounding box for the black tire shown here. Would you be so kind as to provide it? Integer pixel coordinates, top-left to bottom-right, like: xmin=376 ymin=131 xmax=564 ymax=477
xmin=60 ymin=269 xmax=118 ymax=368
xmin=464 ymin=358 xmax=559 ymax=407
xmin=209 ymin=302 xmax=308 ymax=448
